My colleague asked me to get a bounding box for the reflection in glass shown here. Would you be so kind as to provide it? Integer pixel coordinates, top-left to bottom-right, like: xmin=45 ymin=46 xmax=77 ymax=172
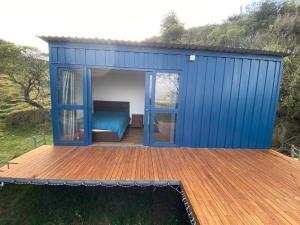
xmin=58 ymin=69 xmax=83 ymax=105
xmin=59 ymin=110 xmax=84 ymax=141
xmin=155 ymin=73 xmax=179 ymax=108
xmin=149 ymin=74 xmax=152 ymax=99
xmin=153 ymin=112 xmax=176 ymax=143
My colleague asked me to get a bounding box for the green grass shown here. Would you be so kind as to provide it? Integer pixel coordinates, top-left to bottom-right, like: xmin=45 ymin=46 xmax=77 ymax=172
xmin=0 ymin=184 xmax=190 ymax=225
xmin=0 ymin=121 xmax=53 ymax=166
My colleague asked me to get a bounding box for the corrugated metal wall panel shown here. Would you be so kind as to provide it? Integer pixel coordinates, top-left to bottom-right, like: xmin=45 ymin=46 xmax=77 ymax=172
xmin=75 ymin=49 xmax=85 ymax=64
xmin=240 ymin=60 xmax=260 ymax=148
xmin=256 ymin=61 xmax=277 ymax=148
xmin=86 ymin=49 xmax=95 ymax=65
xmin=224 ymin=59 xmax=242 ymax=147
xmin=95 ymin=50 xmax=105 ymax=65
xmin=208 ymin=57 xmax=226 ymax=147
xmin=198 ymin=57 xmax=217 ymax=147
xmin=57 ymin=47 xmax=65 ymax=63
xmin=183 ymin=56 xmax=281 ymax=149
xmin=263 ymin=61 xmax=281 ymax=148
xmin=232 ymin=59 xmax=251 ymax=148
xmin=248 ymin=60 xmax=268 ymax=148
xmin=216 ymin=58 xmax=235 ymax=147
xmin=65 ymin=48 xmax=75 ymax=64
xmin=191 ymin=56 xmax=207 ymax=147
xmin=49 ymin=44 xmax=283 ymax=148
xmin=52 ymin=46 xmax=183 ymax=70
xmin=51 ymin=47 xmax=57 ymax=62
xmin=182 ymin=56 xmax=198 ymax=144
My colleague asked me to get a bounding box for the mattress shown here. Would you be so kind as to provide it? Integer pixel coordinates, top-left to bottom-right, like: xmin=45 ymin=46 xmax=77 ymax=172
xmin=92 ymin=111 xmax=130 ymax=140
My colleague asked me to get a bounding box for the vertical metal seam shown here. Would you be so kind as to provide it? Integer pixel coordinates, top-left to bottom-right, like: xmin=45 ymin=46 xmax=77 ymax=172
xmin=207 ymin=57 xmax=218 ymax=146
xmin=198 ymin=57 xmax=208 ymax=147
xmin=215 ymin=58 xmax=227 ymax=146
xmin=231 ymin=59 xmax=243 ymax=147
xmin=190 ymin=58 xmax=200 ymax=146
xmin=240 ymin=60 xmax=252 ymax=147
xmin=255 ymin=61 xmax=269 ymax=148
xmin=263 ymin=61 xmax=278 ymax=147
xmin=223 ymin=58 xmax=235 ymax=147
xmin=248 ymin=60 xmax=261 ymax=147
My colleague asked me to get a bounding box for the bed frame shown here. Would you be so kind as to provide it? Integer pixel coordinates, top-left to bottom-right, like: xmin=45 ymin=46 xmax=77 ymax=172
xmin=92 ymin=100 xmax=130 ymax=142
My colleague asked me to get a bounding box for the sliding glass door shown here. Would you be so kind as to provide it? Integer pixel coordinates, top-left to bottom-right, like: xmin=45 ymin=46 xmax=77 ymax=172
xmin=145 ymin=71 xmax=180 ymax=146
xmin=53 ymin=66 xmax=88 ymax=145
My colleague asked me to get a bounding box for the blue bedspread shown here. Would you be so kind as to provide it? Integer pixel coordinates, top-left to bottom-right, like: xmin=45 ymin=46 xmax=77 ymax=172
xmin=92 ymin=111 xmax=130 ymax=140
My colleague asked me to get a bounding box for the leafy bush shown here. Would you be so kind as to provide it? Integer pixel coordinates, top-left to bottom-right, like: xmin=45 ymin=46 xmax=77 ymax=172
xmin=5 ymin=109 xmax=50 ymax=127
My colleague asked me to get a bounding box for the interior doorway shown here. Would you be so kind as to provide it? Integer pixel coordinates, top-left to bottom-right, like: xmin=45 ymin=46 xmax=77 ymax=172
xmin=90 ymin=68 xmax=145 ymax=145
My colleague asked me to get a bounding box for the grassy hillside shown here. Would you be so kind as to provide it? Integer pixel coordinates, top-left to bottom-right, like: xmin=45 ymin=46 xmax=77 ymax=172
xmin=0 ymin=122 xmax=52 ymax=166
xmin=0 ymin=74 xmax=32 ymax=119
xmin=0 ymin=74 xmax=52 ymax=165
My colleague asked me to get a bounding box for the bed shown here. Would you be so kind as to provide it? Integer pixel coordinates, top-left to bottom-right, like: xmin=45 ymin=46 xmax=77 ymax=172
xmin=92 ymin=100 xmax=130 ymax=142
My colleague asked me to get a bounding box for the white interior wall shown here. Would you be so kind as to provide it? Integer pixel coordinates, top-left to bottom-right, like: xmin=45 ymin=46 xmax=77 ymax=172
xmin=92 ymin=69 xmax=145 ymax=119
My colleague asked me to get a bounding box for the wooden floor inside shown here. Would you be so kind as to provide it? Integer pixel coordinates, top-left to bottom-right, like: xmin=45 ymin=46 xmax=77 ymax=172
xmin=94 ymin=126 xmax=144 ymax=145
xmin=1 ymin=146 xmax=300 ymax=225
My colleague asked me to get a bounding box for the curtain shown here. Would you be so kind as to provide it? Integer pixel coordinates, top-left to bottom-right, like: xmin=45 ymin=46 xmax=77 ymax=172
xmin=62 ymin=70 xmax=76 ymax=140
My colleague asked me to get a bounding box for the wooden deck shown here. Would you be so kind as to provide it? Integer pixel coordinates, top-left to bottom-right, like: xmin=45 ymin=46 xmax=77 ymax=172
xmin=0 ymin=146 xmax=300 ymax=225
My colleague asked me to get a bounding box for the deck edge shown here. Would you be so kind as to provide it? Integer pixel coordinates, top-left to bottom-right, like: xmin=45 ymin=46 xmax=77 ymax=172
xmin=0 ymin=178 xmax=180 ymax=186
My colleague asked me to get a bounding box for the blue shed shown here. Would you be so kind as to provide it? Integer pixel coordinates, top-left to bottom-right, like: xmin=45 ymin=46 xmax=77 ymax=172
xmin=40 ymin=36 xmax=287 ymax=149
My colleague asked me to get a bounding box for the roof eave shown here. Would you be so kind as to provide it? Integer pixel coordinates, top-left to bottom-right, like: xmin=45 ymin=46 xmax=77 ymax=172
xmin=38 ymin=36 xmax=290 ymax=57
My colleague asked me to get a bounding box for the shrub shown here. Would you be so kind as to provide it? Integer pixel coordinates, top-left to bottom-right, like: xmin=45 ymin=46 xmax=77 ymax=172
xmin=5 ymin=109 xmax=50 ymax=127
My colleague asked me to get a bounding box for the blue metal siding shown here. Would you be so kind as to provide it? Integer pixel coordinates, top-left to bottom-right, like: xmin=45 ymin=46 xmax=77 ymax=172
xmin=48 ymin=42 xmax=283 ymax=149
xmin=180 ymin=56 xmax=282 ymax=149
xmin=182 ymin=56 xmax=198 ymax=145
xmin=240 ymin=60 xmax=260 ymax=148
xmin=199 ymin=57 xmax=217 ymax=147
xmin=264 ymin=62 xmax=282 ymax=148
xmin=216 ymin=58 xmax=234 ymax=147
xmin=225 ymin=59 xmax=243 ymax=147
xmin=208 ymin=57 xmax=226 ymax=147
xmin=232 ymin=59 xmax=251 ymax=148
xmin=50 ymin=46 xmax=183 ymax=70
xmin=191 ymin=56 xmax=207 ymax=146
xmin=256 ymin=61 xmax=276 ymax=148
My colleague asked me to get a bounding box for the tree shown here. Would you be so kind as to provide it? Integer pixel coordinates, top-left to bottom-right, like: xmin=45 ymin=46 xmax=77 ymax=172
xmin=0 ymin=40 xmax=49 ymax=110
xmin=246 ymin=0 xmax=279 ymax=31
xmin=160 ymin=11 xmax=185 ymax=43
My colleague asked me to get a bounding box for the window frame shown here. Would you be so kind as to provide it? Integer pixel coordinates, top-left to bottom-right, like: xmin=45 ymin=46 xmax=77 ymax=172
xmin=52 ymin=65 xmax=88 ymax=146
xmin=149 ymin=70 xmax=181 ymax=147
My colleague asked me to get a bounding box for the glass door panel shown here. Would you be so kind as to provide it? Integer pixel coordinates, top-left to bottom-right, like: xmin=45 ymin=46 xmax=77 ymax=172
xmin=153 ymin=112 xmax=176 ymax=144
xmin=55 ymin=67 xmax=86 ymax=145
xmin=154 ymin=73 xmax=179 ymax=108
xmin=146 ymin=71 xmax=180 ymax=146
xmin=59 ymin=109 xmax=84 ymax=141
xmin=58 ymin=69 xmax=83 ymax=105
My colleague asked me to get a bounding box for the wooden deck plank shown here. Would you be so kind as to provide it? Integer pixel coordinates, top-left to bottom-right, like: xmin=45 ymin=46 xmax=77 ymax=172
xmin=1 ymin=146 xmax=300 ymax=224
